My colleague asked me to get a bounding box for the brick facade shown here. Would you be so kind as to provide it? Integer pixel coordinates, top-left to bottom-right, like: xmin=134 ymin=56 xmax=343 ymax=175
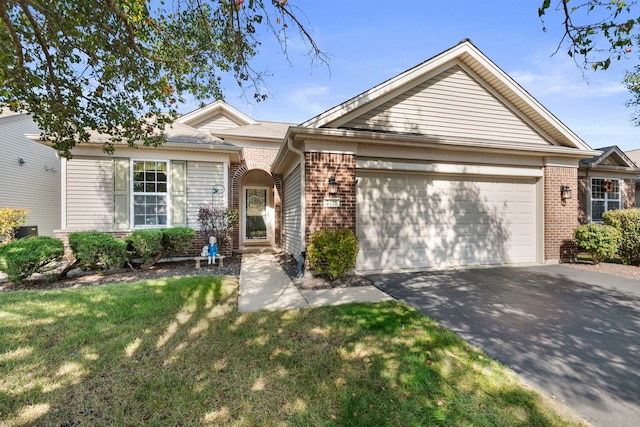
xmin=577 ymin=176 xmax=588 ymax=224
xmin=623 ymin=178 xmax=636 ymax=209
xmin=544 ymin=166 xmax=579 ymax=262
xmin=229 ymin=146 xmax=280 ymax=250
xmin=578 ymin=176 xmax=635 ymax=224
xmin=304 ymin=152 xmax=356 ymax=244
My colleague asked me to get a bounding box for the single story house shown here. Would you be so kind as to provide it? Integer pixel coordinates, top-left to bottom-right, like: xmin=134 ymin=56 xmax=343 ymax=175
xmin=1 ymin=112 xmax=61 ymax=239
xmin=578 ymin=146 xmax=638 ymax=223
xmin=37 ymin=40 xmax=607 ymax=273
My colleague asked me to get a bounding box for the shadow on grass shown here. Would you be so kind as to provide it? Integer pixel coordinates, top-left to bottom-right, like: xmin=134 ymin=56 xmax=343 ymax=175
xmin=0 ymin=276 xmax=576 ymax=426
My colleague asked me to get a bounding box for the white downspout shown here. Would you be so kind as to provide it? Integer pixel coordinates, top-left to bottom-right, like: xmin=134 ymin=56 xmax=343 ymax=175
xmin=287 ymin=136 xmax=306 ymax=277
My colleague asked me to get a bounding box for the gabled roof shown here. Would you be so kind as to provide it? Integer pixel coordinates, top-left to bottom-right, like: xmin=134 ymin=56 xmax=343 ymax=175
xmin=176 ymin=100 xmax=257 ymax=127
xmin=212 ymin=120 xmax=293 ymax=141
xmin=580 ymin=146 xmax=639 ymax=171
xmin=301 ymin=39 xmax=592 ymax=151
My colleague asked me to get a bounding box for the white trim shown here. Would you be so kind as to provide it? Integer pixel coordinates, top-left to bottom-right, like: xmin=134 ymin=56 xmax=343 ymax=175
xmin=130 ymin=159 xmax=171 ymax=228
xmin=544 ymin=157 xmax=582 ymax=168
xmin=223 ymin=161 xmax=229 ymax=208
xmin=61 ymin=157 xmax=67 ymax=229
xmin=242 ymin=186 xmax=270 ymax=244
xmin=589 ymin=176 xmax=622 ymax=223
xmin=176 ymin=100 xmax=258 ymax=126
xmin=356 ymin=159 xmax=543 ymax=177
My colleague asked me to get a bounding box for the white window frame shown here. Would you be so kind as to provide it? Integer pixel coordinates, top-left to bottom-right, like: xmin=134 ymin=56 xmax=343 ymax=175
xmin=590 ymin=177 xmax=621 ymax=223
xmin=131 ymin=159 xmax=171 ymax=228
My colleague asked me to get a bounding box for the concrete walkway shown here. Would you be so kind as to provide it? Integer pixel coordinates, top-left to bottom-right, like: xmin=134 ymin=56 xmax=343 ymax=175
xmin=238 ymin=252 xmax=393 ymax=312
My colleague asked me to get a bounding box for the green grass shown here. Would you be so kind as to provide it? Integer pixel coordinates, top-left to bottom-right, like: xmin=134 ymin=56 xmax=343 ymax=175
xmin=0 ymin=275 xmax=584 ymax=426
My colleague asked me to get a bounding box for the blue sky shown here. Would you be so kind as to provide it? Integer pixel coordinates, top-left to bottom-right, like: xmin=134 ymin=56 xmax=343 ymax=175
xmin=180 ymin=0 xmax=640 ymax=152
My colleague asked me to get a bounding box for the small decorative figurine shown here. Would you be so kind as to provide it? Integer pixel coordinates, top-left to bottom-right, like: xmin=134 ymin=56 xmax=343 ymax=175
xmin=207 ymin=236 xmax=218 ymax=264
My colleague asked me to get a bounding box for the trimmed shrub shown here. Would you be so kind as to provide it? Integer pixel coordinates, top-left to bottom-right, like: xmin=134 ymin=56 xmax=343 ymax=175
xmin=162 ymin=227 xmax=196 ymax=256
xmin=603 ymin=208 xmax=640 ymax=265
xmin=307 ymin=228 xmax=359 ymax=280
xmin=573 ymin=223 xmax=621 ymax=265
xmin=127 ymin=227 xmax=195 ymax=269
xmin=68 ymin=232 xmax=128 ymax=271
xmin=197 ymin=205 xmax=239 ymax=245
xmin=0 ymin=207 xmax=29 ymax=243
xmin=0 ymin=236 xmax=64 ymax=283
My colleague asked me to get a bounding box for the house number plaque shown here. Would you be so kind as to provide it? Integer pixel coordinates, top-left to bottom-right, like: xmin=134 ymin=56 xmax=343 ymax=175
xmin=323 ymin=197 xmax=341 ymax=208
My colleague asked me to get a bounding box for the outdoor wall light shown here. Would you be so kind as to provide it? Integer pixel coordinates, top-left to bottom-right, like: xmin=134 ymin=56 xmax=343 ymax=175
xmin=328 ymin=176 xmax=338 ymax=194
xmin=560 ymin=185 xmax=572 ymax=201
xmin=18 ymin=157 xmax=25 ymax=165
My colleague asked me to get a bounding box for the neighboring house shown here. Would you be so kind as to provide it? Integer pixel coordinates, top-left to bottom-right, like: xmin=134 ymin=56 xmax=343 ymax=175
xmin=39 ymin=40 xmax=604 ymax=272
xmin=578 ymin=146 xmax=638 ymax=223
xmin=623 ymin=148 xmax=640 ymax=206
xmin=0 ymin=112 xmax=61 ymax=238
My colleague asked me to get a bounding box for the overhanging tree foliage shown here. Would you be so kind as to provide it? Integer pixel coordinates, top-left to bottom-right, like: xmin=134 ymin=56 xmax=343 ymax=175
xmin=539 ymin=1 xmax=640 ymax=122
xmin=0 ymin=0 xmax=325 ymax=158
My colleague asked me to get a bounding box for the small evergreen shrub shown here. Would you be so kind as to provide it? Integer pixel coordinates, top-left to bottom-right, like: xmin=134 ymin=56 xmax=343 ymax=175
xmin=573 ymin=223 xmax=621 ymax=265
xmin=307 ymin=228 xmax=359 ymax=280
xmin=68 ymin=232 xmax=128 ymax=271
xmin=603 ymin=208 xmax=640 ymax=266
xmin=0 ymin=236 xmax=64 ymax=283
xmin=162 ymin=227 xmax=196 ymax=256
xmin=127 ymin=227 xmax=195 ymax=269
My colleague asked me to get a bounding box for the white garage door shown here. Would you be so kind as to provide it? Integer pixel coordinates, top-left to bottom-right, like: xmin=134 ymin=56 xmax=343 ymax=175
xmin=356 ymin=171 xmax=537 ymax=272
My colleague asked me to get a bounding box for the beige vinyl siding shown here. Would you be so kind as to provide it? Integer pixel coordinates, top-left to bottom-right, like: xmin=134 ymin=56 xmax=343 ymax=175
xmin=0 ymin=115 xmax=61 ymax=237
xmin=186 ymin=161 xmax=224 ymax=229
xmin=344 ymin=65 xmax=547 ymax=145
xmin=282 ymin=165 xmax=302 ymax=260
xmin=189 ymin=113 xmax=242 ymax=133
xmin=65 ymin=157 xmax=114 ymax=230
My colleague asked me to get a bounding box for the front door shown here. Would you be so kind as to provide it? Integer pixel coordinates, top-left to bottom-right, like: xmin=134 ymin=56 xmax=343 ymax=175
xmin=245 ymin=188 xmax=268 ymax=241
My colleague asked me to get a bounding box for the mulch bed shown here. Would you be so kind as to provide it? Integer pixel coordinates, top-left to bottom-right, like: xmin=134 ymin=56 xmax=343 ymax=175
xmin=275 ymin=252 xmax=373 ymax=290
xmin=0 ymin=255 xmax=242 ymax=292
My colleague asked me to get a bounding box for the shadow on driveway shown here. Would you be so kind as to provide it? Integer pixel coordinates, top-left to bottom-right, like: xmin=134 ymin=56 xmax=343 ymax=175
xmin=368 ymin=265 xmax=640 ymax=427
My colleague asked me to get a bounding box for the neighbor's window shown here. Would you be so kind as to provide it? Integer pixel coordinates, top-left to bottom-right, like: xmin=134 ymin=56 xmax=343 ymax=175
xmin=591 ymin=178 xmax=620 ymax=222
xmin=132 ymin=160 xmax=168 ymax=227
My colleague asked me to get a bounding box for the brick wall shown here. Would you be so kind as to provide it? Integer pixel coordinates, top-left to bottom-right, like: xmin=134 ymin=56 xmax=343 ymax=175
xmin=577 ymin=176 xmax=588 ymax=224
xmin=623 ymin=178 xmax=636 ymax=209
xmin=544 ymin=166 xmax=578 ymax=262
xmin=229 ymin=147 xmax=280 ymax=250
xmin=304 ymin=152 xmax=356 ymax=244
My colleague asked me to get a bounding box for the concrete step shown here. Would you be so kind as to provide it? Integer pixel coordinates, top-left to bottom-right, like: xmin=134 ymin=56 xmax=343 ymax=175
xmin=234 ymin=245 xmax=278 ymax=254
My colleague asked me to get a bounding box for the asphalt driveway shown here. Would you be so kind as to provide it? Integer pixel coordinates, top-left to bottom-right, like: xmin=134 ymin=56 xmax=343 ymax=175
xmin=367 ymin=265 xmax=640 ymax=427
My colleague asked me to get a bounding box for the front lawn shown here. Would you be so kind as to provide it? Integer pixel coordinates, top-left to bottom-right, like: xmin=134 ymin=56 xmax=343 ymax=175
xmin=0 ymin=275 xmax=583 ymax=426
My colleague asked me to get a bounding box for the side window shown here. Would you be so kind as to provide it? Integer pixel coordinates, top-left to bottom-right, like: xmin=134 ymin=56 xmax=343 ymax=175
xmin=591 ymin=178 xmax=620 ymax=222
xmin=132 ymin=160 xmax=169 ymax=227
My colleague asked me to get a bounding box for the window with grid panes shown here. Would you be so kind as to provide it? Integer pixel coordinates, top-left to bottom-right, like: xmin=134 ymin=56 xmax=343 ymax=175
xmin=132 ymin=161 xmax=168 ymax=227
xmin=591 ymin=178 xmax=620 ymax=222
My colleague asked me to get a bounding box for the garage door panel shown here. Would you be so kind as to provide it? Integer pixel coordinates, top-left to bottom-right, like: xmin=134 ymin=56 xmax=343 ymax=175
xmin=356 ymin=171 xmax=537 ymax=272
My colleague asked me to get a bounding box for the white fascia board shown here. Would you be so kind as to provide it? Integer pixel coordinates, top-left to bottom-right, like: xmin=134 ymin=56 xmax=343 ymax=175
xmin=303 ymin=141 xmax=357 ymax=154
xmin=356 ymin=159 xmax=543 ymax=178
xmin=176 ymin=100 xmax=257 ymax=126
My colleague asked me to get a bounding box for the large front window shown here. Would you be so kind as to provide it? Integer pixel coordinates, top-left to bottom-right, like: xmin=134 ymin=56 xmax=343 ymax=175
xmin=591 ymin=178 xmax=621 ymax=222
xmin=133 ymin=160 xmax=168 ymax=226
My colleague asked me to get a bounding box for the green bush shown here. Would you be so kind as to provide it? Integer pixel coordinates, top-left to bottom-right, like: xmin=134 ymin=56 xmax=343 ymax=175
xmin=0 ymin=236 xmax=64 ymax=283
xmin=603 ymin=208 xmax=640 ymax=265
xmin=307 ymin=228 xmax=359 ymax=280
xmin=127 ymin=227 xmax=195 ymax=269
xmin=68 ymin=232 xmax=128 ymax=271
xmin=573 ymin=223 xmax=621 ymax=265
